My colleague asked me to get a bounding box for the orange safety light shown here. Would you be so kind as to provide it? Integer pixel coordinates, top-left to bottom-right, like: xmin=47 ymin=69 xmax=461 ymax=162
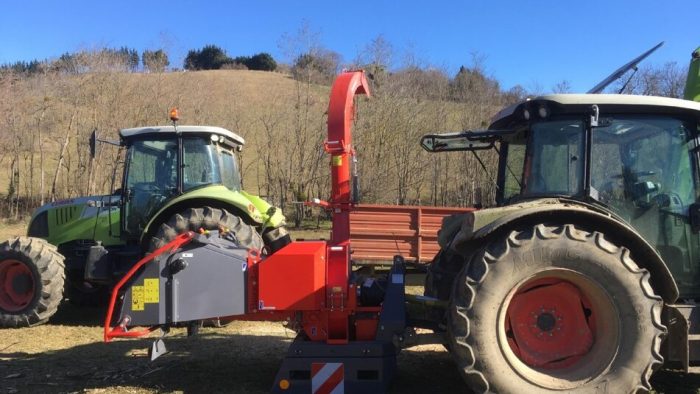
xmin=169 ymin=107 xmax=180 ymax=122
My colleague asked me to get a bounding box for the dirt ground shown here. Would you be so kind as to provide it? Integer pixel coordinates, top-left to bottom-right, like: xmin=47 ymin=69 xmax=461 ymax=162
xmin=0 ymin=303 xmax=461 ymax=394
xmin=0 ymin=301 xmax=698 ymax=394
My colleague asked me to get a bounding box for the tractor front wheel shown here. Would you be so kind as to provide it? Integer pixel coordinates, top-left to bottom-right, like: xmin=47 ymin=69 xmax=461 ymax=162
xmin=149 ymin=207 xmax=263 ymax=327
xmin=448 ymin=224 xmax=665 ymax=393
xmin=0 ymin=237 xmax=65 ymax=328
xmin=149 ymin=207 xmax=264 ymax=252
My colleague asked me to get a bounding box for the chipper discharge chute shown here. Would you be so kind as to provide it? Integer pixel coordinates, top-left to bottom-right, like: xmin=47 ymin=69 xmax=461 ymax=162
xmin=104 ymin=71 xmax=441 ymax=393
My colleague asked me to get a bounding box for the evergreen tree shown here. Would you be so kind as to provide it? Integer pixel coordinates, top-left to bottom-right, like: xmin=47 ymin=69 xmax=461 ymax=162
xmin=184 ymin=45 xmax=232 ymax=70
xmin=247 ymin=53 xmax=277 ymax=71
xmin=142 ymin=49 xmax=170 ymax=72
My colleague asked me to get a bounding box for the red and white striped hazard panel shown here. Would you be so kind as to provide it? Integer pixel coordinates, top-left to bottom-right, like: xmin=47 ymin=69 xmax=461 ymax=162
xmin=311 ymin=362 xmax=344 ymax=394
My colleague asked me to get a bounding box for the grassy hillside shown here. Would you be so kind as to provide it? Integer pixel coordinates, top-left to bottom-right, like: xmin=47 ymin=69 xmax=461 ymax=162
xmin=0 ymin=70 xmax=329 ymax=210
xmin=0 ymin=67 xmax=504 ymax=222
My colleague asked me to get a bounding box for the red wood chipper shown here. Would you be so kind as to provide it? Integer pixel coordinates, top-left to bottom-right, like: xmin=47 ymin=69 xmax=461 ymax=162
xmin=104 ymin=71 xmax=441 ymax=393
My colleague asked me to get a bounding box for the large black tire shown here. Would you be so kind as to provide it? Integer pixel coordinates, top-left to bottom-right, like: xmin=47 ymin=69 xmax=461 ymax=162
xmin=0 ymin=237 xmax=65 ymax=328
xmin=448 ymin=224 xmax=665 ymax=393
xmin=149 ymin=207 xmax=262 ymax=328
xmin=149 ymin=206 xmax=264 ymax=252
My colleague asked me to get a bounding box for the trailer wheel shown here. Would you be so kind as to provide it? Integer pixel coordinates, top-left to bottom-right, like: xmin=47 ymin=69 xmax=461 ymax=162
xmin=448 ymin=224 xmax=665 ymax=393
xmin=149 ymin=206 xmax=264 ymax=252
xmin=0 ymin=237 xmax=65 ymax=328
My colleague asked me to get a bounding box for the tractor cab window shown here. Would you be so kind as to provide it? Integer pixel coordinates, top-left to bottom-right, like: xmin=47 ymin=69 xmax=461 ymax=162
xmin=522 ymin=119 xmax=585 ymax=197
xmin=501 ymin=136 xmax=527 ymax=202
xmin=182 ymin=137 xmax=241 ymax=192
xmin=591 ymin=116 xmax=694 ymax=214
xmin=183 ymin=137 xmax=221 ymax=191
xmin=124 ymin=138 xmax=177 ymax=235
xmin=219 ymin=149 xmax=241 ymax=191
xmin=590 ymin=116 xmax=700 ymax=297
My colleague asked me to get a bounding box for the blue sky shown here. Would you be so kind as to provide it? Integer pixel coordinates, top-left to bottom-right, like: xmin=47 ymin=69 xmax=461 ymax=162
xmin=1 ymin=1 xmax=697 ymax=92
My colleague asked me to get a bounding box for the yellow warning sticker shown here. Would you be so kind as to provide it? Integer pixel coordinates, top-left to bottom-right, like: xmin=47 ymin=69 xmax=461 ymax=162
xmin=131 ymin=286 xmax=144 ymax=311
xmin=144 ymin=278 xmax=159 ymax=303
xmin=332 ymin=155 xmax=342 ymax=167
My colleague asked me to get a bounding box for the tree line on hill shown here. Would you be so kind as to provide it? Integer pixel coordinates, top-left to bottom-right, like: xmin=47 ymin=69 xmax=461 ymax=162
xmin=3 ymin=47 xmax=171 ymax=74
xmin=2 ymin=45 xmax=282 ymax=75
xmin=0 ymin=30 xmax=689 ymax=226
xmin=183 ymin=45 xmax=277 ymax=71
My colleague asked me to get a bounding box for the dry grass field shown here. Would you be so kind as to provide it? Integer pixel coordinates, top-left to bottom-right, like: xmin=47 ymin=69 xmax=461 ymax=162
xmin=0 ymin=219 xmax=28 ymax=240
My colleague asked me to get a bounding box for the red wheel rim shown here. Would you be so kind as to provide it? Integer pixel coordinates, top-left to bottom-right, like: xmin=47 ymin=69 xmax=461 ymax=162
xmin=504 ymin=277 xmax=596 ymax=370
xmin=0 ymin=259 xmax=35 ymax=312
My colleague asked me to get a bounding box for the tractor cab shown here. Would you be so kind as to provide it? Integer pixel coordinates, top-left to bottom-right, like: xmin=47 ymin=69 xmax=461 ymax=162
xmin=422 ymin=94 xmax=700 ymax=297
xmin=118 ymin=126 xmax=244 ymax=238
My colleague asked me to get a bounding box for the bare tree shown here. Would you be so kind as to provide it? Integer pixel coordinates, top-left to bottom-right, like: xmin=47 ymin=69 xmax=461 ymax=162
xmin=615 ymin=62 xmax=688 ymax=97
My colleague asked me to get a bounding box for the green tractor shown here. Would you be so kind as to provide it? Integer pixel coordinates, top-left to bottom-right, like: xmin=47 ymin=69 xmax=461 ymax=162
xmin=421 ymin=47 xmax=700 ymax=392
xmin=0 ymin=120 xmax=290 ymax=327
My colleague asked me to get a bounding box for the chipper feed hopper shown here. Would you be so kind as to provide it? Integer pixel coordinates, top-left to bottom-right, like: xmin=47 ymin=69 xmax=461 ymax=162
xmin=104 ymin=71 xmax=436 ymax=393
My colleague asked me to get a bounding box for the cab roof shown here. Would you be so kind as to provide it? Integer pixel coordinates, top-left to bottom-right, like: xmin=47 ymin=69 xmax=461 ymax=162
xmin=119 ymin=126 xmax=245 ymax=145
xmin=490 ymin=94 xmax=700 ymax=129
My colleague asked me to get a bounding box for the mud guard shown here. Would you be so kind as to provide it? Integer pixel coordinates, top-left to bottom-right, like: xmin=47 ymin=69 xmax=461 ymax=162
xmin=448 ymin=200 xmax=679 ymax=303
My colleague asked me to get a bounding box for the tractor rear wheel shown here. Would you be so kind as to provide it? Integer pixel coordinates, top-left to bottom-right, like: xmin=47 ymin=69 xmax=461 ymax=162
xmin=0 ymin=237 xmax=65 ymax=328
xmin=448 ymin=224 xmax=665 ymax=393
xmin=149 ymin=206 xmax=264 ymax=252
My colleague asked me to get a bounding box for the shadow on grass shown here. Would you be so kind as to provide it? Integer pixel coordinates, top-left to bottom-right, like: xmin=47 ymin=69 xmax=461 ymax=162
xmin=49 ymin=301 xmax=107 ymax=327
xmin=0 ymin=327 xmax=463 ymax=394
xmin=0 ymin=332 xmax=288 ymax=394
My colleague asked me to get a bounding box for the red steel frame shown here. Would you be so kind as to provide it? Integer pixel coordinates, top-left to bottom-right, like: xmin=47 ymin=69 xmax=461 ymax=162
xmin=104 ymin=72 xmax=374 ymax=344
xmin=104 ymin=232 xmax=195 ymax=341
xmin=323 ymin=71 xmax=370 ymax=343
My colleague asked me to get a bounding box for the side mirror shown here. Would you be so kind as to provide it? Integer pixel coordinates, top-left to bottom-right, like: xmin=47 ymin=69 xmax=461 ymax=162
xmin=90 ymin=129 xmax=98 ymax=159
xmin=420 ymin=130 xmax=513 ymax=153
xmin=420 ymin=135 xmax=437 ymax=152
